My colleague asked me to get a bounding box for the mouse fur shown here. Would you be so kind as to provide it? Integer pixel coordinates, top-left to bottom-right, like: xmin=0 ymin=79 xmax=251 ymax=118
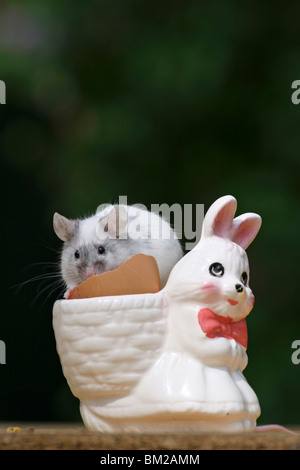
xmin=53 ymin=204 xmax=183 ymax=291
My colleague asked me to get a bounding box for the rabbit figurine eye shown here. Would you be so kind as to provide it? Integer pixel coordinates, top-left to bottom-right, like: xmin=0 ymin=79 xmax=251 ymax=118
xmin=209 ymin=262 xmax=225 ymax=278
xmin=241 ymin=272 xmax=248 ymax=286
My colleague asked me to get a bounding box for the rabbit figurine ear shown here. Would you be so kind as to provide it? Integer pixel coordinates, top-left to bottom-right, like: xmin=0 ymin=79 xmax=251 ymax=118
xmin=201 ymin=195 xmax=238 ymax=240
xmin=232 ymin=213 xmax=262 ymax=250
xmin=200 ymin=195 xmax=261 ymax=249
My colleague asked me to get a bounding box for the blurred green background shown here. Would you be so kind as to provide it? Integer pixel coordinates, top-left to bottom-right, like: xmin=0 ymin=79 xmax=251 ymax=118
xmin=1 ymin=0 xmax=300 ymax=427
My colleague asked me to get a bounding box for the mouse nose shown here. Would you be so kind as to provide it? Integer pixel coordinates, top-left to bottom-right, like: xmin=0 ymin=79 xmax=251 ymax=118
xmin=235 ymin=283 xmax=244 ymax=293
xmin=85 ymin=266 xmax=98 ymax=279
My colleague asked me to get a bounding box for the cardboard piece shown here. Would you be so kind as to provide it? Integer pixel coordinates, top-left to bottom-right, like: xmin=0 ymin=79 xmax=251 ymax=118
xmin=68 ymin=254 xmax=161 ymax=299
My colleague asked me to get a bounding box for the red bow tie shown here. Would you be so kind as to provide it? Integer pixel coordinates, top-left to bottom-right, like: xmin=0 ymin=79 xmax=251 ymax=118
xmin=198 ymin=308 xmax=247 ymax=348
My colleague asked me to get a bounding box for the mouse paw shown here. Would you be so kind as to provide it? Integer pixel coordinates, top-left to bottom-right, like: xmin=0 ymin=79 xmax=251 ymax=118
xmin=64 ymin=289 xmax=71 ymax=299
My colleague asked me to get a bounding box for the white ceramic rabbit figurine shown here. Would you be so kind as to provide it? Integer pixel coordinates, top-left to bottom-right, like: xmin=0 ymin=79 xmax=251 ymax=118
xmin=53 ymin=195 xmax=262 ymax=433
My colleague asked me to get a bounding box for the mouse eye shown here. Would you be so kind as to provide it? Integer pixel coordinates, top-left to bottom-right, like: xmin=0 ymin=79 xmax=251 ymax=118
xmin=241 ymin=272 xmax=248 ymax=285
xmin=74 ymin=250 xmax=80 ymax=259
xmin=209 ymin=262 xmax=224 ymax=278
xmin=98 ymin=245 xmax=105 ymax=255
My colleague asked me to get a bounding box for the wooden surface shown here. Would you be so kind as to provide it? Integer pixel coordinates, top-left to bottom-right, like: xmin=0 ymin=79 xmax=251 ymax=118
xmin=0 ymin=423 xmax=300 ymax=450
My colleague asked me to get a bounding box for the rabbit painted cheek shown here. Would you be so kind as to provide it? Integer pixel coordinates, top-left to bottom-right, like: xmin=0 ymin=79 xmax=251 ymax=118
xmin=200 ymin=281 xmax=218 ymax=294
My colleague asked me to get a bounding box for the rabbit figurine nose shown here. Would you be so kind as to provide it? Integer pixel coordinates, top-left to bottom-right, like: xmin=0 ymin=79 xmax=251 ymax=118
xmin=235 ymin=283 xmax=244 ymax=293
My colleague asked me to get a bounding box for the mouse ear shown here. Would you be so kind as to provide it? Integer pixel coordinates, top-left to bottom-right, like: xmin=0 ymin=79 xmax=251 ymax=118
xmin=53 ymin=213 xmax=75 ymax=241
xmin=106 ymin=205 xmax=128 ymax=239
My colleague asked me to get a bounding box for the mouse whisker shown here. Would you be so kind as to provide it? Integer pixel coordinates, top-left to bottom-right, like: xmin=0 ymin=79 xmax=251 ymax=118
xmin=31 ymin=279 xmax=65 ymax=307
xmin=21 ymin=262 xmax=59 ymax=273
xmin=38 ymin=236 xmax=61 ymax=254
xmin=12 ymin=272 xmax=62 ymax=297
xmin=12 ymin=272 xmax=61 ymax=287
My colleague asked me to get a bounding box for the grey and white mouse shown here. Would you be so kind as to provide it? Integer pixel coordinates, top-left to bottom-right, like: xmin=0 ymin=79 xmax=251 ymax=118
xmin=53 ymin=204 xmax=183 ymax=296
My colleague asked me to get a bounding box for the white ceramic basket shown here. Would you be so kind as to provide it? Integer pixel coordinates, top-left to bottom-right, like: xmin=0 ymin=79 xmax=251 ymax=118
xmin=53 ymin=291 xmax=168 ymax=430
